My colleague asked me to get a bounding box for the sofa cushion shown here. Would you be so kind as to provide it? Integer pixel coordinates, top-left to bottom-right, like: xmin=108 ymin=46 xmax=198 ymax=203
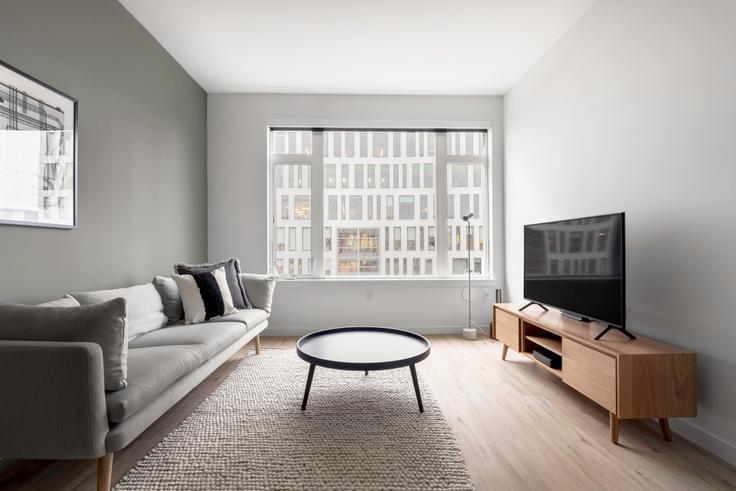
xmin=0 ymin=298 xmax=129 ymax=391
xmin=72 ymin=283 xmax=167 ymax=339
xmin=152 ymin=276 xmax=183 ymax=324
xmin=37 ymin=295 xmax=80 ymax=307
xmin=105 ymin=345 xmax=208 ymax=423
xmin=215 ymin=308 xmax=268 ymax=329
xmin=128 ymin=322 xmax=246 ymax=359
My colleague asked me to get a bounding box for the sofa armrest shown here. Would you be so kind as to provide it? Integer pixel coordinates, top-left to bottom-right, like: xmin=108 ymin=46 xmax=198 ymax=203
xmin=240 ymin=273 xmax=277 ymax=314
xmin=0 ymin=341 xmax=109 ymax=459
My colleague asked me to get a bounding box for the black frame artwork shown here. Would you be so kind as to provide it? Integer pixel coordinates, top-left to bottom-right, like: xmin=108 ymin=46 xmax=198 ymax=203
xmin=0 ymin=60 xmax=78 ymax=229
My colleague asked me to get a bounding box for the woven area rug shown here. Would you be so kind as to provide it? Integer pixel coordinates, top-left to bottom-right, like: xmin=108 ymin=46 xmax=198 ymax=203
xmin=115 ymin=348 xmax=473 ymax=490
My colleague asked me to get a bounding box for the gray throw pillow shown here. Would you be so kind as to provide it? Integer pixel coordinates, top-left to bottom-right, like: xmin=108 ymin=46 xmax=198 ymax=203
xmin=71 ymin=283 xmax=167 ymax=339
xmin=153 ymin=276 xmax=184 ymax=324
xmin=239 ymin=273 xmax=277 ymax=314
xmin=174 ymin=258 xmax=251 ymax=310
xmin=0 ymin=298 xmax=128 ymax=391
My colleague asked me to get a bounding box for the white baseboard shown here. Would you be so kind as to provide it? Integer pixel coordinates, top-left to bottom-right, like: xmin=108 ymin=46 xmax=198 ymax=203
xmin=263 ymin=325 xmax=470 ymax=337
xmin=670 ymin=419 xmax=736 ymax=467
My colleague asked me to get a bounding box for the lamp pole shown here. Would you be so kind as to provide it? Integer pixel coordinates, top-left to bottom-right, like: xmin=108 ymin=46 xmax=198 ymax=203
xmin=462 ymin=213 xmax=474 ymax=338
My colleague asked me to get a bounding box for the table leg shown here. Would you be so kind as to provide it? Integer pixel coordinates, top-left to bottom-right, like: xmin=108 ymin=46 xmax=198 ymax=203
xmin=301 ymin=363 xmax=316 ymax=411
xmin=410 ymin=364 xmax=424 ymax=413
xmin=365 ymin=370 xmax=368 ymax=376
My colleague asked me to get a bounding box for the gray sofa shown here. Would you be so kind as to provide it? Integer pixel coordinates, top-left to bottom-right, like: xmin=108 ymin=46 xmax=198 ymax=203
xmin=0 ymin=273 xmax=275 ymax=491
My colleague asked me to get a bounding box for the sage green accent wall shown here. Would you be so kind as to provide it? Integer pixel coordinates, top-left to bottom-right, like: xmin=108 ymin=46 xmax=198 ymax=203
xmin=0 ymin=0 xmax=207 ymax=303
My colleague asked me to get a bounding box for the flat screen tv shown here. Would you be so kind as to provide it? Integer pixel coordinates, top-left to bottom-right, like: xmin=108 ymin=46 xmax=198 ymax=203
xmin=523 ymin=212 xmax=633 ymax=340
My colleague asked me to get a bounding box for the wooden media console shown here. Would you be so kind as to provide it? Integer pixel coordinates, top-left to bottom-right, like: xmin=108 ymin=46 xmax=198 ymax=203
xmin=492 ymin=303 xmax=697 ymax=443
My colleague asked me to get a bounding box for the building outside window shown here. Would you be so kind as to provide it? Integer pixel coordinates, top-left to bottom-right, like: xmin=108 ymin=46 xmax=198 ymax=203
xmin=270 ymin=129 xmax=490 ymax=278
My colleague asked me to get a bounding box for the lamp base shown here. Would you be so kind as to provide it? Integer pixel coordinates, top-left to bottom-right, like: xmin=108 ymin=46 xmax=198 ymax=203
xmin=462 ymin=327 xmax=478 ymax=340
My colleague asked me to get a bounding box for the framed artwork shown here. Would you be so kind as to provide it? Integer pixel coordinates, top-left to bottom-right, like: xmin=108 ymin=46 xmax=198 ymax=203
xmin=0 ymin=60 xmax=77 ymax=228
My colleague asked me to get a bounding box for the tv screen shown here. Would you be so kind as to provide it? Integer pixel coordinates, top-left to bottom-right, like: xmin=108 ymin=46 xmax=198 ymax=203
xmin=524 ymin=213 xmax=625 ymax=327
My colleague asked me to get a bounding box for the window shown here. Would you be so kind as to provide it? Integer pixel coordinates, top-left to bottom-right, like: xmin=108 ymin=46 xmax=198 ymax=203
xmin=294 ymin=195 xmax=310 ymax=219
xmin=325 ymin=164 xmax=336 ymax=188
xmin=349 ymin=195 xmax=362 ymax=220
xmin=373 ymin=133 xmax=388 ymax=157
xmin=386 ymin=196 xmax=394 ymax=220
xmin=399 ymin=195 xmax=415 ymax=219
xmin=367 ymin=164 xmax=375 ymax=188
xmin=281 ymin=195 xmax=289 ymax=219
xmin=345 ymin=132 xmax=355 ymax=157
xmin=412 ymin=164 xmax=421 ymax=188
xmin=341 ymin=164 xmax=349 ymax=188
xmin=420 ymin=195 xmax=428 ymax=219
xmin=451 ymin=164 xmax=468 ymax=187
xmin=380 ymin=164 xmax=390 ymax=188
xmin=328 ymin=195 xmax=337 ymax=220
xmin=423 ymin=163 xmax=433 ymax=188
xmin=270 ymin=129 xmax=491 ymax=278
xmin=355 ymin=164 xmax=364 ymax=188
xmin=276 ymin=227 xmax=285 ymax=251
xmin=303 ymin=227 xmax=311 ymax=251
xmin=407 ymin=227 xmax=416 ymax=251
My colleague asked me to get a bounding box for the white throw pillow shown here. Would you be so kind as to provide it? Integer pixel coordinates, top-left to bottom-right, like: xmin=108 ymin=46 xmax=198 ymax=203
xmin=172 ymin=274 xmax=207 ymax=324
xmin=212 ymin=267 xmax=236 ymax=315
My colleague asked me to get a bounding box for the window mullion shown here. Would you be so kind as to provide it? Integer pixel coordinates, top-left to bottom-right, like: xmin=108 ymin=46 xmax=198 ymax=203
xmin=435 ymin=132 xmax=449 ymax=276
xmin=311 ymin=131 xmax=324 ymax=277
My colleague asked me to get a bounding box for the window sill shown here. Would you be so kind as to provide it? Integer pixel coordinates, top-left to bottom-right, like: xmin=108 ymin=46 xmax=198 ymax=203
xmin=274 ymin=277 xmax=498 ymax=288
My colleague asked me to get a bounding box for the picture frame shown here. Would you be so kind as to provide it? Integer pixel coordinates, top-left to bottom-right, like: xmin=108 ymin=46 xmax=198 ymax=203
xmin=0 ymin=59 xmax=78 ymax=229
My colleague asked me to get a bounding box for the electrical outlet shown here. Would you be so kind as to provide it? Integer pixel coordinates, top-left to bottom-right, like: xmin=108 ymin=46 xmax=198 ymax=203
xmin=366 ymin=289 xmax=374 ymax=301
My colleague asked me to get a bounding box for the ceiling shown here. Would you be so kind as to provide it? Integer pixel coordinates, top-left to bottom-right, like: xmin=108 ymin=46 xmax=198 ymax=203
xmin=118 ymin=0 xmax=596 ymax=95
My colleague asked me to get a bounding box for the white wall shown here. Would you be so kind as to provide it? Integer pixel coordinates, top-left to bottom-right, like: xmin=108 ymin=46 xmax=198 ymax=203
xmin=504 ymin=0 xmax=736 ymax=465
xmin=208 ymin=94 xmax=504 ymax=335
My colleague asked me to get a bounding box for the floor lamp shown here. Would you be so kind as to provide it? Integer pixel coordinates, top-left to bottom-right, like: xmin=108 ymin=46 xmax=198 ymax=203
xmin=461 ymin=213 xmax=487 ymax=340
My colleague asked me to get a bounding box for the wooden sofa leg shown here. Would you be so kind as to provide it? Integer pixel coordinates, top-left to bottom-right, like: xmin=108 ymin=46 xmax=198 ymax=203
xmin=97 ymin=453 xmax=113 ymax=491
xmin=255 ymin=335 xmax=261 ymax=355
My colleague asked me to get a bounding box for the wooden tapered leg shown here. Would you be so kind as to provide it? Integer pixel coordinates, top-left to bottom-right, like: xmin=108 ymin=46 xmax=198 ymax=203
xmin=501 ymin=345 xmax=508 ymax=361
xmin=254 ymin=335 xmax=261 ymax=355
xmin=659 ymin=418 xmax=672 ymax=442
xmin=97 ymin=453 xmax=113 ymax=491
xmin=610 ymin=413 xmax=620 ymax=444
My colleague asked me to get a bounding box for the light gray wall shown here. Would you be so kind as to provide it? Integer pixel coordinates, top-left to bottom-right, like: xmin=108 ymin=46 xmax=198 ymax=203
xmin=504 ymin=0 xmax=736 ymax=465
xmin=208 ymin=94 xmax=504 ymax=334
xmin=0 ymin=0 xmax=207 ymax=303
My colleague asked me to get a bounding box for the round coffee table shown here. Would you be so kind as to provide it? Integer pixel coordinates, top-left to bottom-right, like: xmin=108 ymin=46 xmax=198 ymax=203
xmin=296 ymin=327 xmax=431 ymax=412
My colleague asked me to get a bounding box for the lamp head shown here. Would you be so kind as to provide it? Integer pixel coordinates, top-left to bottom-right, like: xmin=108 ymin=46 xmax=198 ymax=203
xmin=462 ymin=213 xmax=474 ymax=222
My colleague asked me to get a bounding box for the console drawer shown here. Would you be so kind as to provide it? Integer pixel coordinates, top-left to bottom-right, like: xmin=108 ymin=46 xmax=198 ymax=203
xmin=562 ymin=339 xmax=616 ymax=412
xmin=494 ymin=309 xmax=520 ymax=351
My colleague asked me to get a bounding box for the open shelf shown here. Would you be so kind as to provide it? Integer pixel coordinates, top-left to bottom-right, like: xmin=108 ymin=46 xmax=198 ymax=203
xmin=525 ymin=335 xmax=562 ymax=356
xmin=521 ymin=352 xmax=562 ymax=378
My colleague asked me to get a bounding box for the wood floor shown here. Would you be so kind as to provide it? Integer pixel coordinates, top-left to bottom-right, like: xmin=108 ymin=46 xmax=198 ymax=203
xmin=1 ymin=335 xmax=734 ymax=490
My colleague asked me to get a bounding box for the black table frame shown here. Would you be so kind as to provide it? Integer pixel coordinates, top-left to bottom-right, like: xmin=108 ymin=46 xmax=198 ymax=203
xmin=296 ymin=327 xmax=431 ymax=412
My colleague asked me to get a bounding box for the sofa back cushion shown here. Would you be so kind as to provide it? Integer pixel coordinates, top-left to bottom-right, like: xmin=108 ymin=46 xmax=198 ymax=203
xmin=72 ymin=283 xmax=167 ymax=339
xmin=239 ymin=274 xmax=277 ymax=314
xmin=0 ymin=298 xmax=129 ymax=391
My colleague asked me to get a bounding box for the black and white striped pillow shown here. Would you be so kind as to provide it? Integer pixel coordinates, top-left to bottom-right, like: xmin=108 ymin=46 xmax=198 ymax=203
xmin=172 ymin=267 xmax=237 ymax=324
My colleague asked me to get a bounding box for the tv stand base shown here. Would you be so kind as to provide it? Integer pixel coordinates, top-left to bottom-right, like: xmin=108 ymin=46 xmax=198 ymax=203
xmin=518 ymin=301 xmax=548 ymax=312
xmin=595 ymin=324 xmax=636 ymax=340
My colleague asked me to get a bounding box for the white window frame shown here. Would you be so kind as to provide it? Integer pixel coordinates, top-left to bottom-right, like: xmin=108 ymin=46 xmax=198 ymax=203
xmin=268 ymin=123 xmax=497 ymax=282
